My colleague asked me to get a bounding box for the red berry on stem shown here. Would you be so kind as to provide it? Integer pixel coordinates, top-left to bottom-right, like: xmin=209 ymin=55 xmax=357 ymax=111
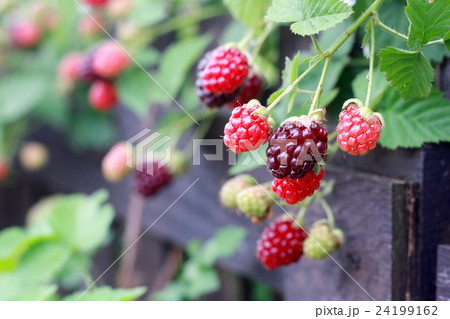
xmin=89 ymin=80 xmax=118 ymax=111
xmin=272 ymin=168 xmax=325 ymax=205
xmin=196 ymin=51 xmax=239 ymax=107
xmin=200 ymin=46 xmax=249 ymax=94
xmin=337 ymin=103 xmax=382 ymax=156
xmin=266 ymin=117 xmax=328 ymax=179
xmin=82 ymin=0 xmax=110 ymax=6
xmin=257 ymin=219 xmax=308 ymax=270
xmin=93 ymin=42 xmax=130 ymax=78
xmin=134 ymin=162 xmax=172 ymax=197
xmin=224 ymin=100 xmax=273 ymax=153
xmin=10 ymin=21 xmax=42 ymax=48
xmin=102 ymin=142 xmax=130 ymax=183
xmin=227 ymin=73 xmax=263 ymax=109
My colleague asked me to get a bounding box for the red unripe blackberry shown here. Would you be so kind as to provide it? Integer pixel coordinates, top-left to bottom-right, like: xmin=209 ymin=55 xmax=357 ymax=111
xmin=102 ymin=142 xmax=130 ymax=182
xmin=82 ymin=0 xmax=110 ymax=6
xmin=223 ymin=100 xmax=273 ymax=153
xmin=266 ymin=117 xmax=328 ymax=179
xmin=10 ymin=21 xmax=42 ymax=48
xmin=228 ymin=73 xmax=263 ymax=109
xmin=134 ymin=162 xmax=172 ymax=197
xmin=196 ymin=51 xmax=239 ymax=107
xmin=272 ymin=168 xmax=325 ymax=205
xmin=0 ymin=159 xmax=9 ymax=182
xmin=93 ymin=42 xmax=130 ymax=79
xmin=89 ymin=80 xmax=118 ymax=111
xmin=257 ymin=219 xmax=308 ymax=270
xmin=337 ymin=103 xmax=383 ymax=156
xmin=58 ymin=52 xmax=83 ymax=81
xmin=200 ymin=46 xmax=249 ymax=94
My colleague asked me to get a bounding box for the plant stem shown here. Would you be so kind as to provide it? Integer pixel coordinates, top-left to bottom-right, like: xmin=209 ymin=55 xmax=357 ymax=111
xmin=251 ymin=22 xmax=276 ymax=60
xmin=296 ymin=89 xmax=315 ymax=94
xmin=311 ymin=35 xmax=323 ymax=53
xmin=266 ymin=0 xmax=386 ymax=112
xmin=365 ymin=18 xmax=376 ymax=107
xmin=239 ymin=29 xmax=256 ymax=50
xmin=318 ymin=197 xmax=335 ymax=229
xmin=309 ymin=57 xmax=331 ymax=114
xmin=373 ymin=14 xmax=408 ymax=41
xmin=424 ymin=38 xmax=444 ymax=46
xmin=151 ymin=5 xmax=226 ymax=38
xmin=296 ymin=196 xmax=314 ymax=223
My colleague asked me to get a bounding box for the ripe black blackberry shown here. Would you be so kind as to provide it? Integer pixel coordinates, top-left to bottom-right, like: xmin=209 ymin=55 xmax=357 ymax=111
xmin=266 ymin=117 xmax=328 ymax=179
xmin=134 ymin=162 xmax=172 ymax=197
xmin=196 ymin=51 xmax=239 ymax=107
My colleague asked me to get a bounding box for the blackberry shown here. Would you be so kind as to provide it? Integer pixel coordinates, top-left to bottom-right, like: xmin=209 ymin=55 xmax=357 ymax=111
xmin=134 ymin=162 xmax=172 ymax=197
xmin=266 ymin=117 xmax=328 ymax=179
xmin=227 ymin=73 xmax=264 ymax=109
xmin=196 ymin=51 xmax=239 ymax=107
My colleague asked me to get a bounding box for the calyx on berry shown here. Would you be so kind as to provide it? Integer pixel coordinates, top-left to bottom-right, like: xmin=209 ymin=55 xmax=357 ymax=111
xmin=342 ymin=98 xmax=384 ymax=128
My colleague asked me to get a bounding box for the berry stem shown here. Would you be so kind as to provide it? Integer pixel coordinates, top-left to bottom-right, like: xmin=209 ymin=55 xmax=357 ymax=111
xmin=239 ymin=29 xmax=256 ymax=51
xmin=296 ymin=89 xmax=316 ymax=94
xmin=266 ymin=0 xmax=386 ymax=112
xmin=296 ymin=195 xmax=314 ymax=223
xmin=309 ymin=57 xmax=331 ymax=114
xmin=365 ymin=18 xmax=376 ymax=108
xmin=372 ymin=13 xmax=408 ymax=41
xmin=251 ymin=22 xmax=276 ymax=60
xmin=311 ymin=35 xmax=323 ymax=54
xmin=318 ymin=197 xmax=335 ymax=229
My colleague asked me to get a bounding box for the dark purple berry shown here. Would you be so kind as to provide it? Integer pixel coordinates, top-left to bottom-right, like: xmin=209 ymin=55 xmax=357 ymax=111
xmin=266 ymin=117 xmax=328 ymax=179
xmin=134 ymin=162 xmax=172 ymax=197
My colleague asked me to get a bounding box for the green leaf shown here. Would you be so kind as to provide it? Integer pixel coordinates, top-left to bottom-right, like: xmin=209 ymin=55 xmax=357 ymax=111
xmin=197 ymin=226 xmax=246 ymax=266
xmin=151 ymin=282 xmax=185 ymax=301
xmin=405 ymin=0 xmax=450 ymax=50
xmin=379 ymin=47 xmax=433 ymax=100
xmin=133 ymin=48 xmax=160 ymax=67
xmin=0 ymin=228 xmax=52 ymax=273
xmin=224 ymin=0 xmax=270 ymax=28
xmin=351 ymin=70 xmax=389 ymax=108
xmin=379 ymin=89 xmax=450 ymax=149
xmin=0 ymin=274 xmax=57 ymax=301
xmin=182 ymin=266 xmax=220 ymax=300
xmin=0 ymin=74 xmax=48 ymax=124
xmin=444 ymin=30 xmax=450 ymax=51
xmin=267 ymin=0 xmax=353 ymax=36
xmin=117 ymin=69 xmax=151 ymax=116
xmin=16 ymin=241 xmax=70 ymax=284
xmin=64 ymin=286 xmax=146 ymax=301
xmin=48 ymin=191 xmax=115 ymax=252
xmin=157 ymin=36 xmax=211 ymax=103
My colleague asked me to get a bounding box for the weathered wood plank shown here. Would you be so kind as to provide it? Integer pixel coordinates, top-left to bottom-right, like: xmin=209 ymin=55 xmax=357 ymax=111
xmin=436 ymin=245 xmax=450 ymax=301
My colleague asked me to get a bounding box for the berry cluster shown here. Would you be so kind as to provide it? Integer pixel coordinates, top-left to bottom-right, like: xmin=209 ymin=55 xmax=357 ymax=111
xmin=58 ymin=41 xmax=130 ymax=111
xmin=197 ymin=46 xmax=263 ymax=108
xmin=220 ymin=175 xmax=273 ymax=224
